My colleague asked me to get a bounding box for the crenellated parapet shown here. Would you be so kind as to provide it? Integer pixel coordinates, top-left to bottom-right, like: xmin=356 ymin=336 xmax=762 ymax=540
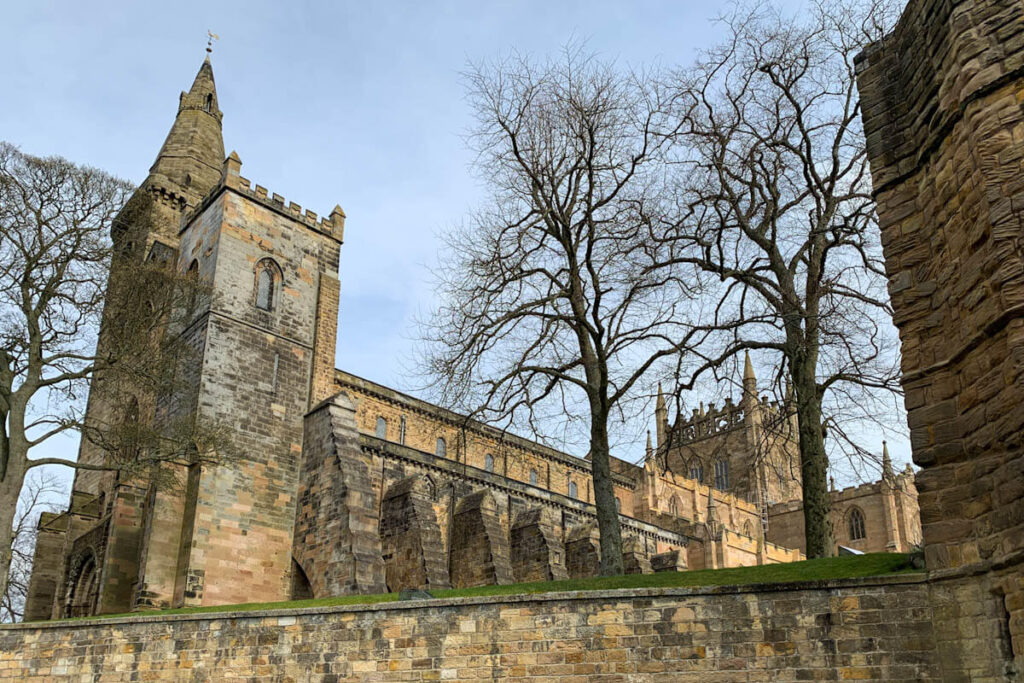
xmin=182 ymin=151 xmax=345 ymax=245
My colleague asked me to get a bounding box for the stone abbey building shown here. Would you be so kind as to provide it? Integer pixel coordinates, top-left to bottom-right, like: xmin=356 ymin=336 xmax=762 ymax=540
xmin=23 ymin=56 xmax=920 ymax=620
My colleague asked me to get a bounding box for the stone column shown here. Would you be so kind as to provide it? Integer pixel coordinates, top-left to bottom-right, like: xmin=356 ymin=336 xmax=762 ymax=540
xmin=857 ymin=0 xmax=1024 ymax=673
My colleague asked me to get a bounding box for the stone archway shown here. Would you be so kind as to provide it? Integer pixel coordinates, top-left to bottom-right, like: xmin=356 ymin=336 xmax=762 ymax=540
xmin=64 ymin=551 xmax=100 ymax=618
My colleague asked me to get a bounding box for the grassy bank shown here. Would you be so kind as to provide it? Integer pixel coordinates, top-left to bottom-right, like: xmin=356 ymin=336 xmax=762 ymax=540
xmin=73 ymin=552 xmax=916 ymax=621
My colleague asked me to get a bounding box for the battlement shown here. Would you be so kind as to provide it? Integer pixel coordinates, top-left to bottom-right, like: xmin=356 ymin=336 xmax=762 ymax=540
xmin=142 ymin=180 xmax=189 ymax=211
xmin=183 ymin=151 xmax=345 ymax=244
xmin=672 ymin=393 xmax=790 ymax=444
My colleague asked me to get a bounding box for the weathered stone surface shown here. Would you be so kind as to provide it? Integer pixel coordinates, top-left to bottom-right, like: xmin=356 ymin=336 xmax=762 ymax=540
xmin=566 ymin=523 xmax=601 ymax=579
xmin=293 ymin=393 xmax=386 ymax=597
xmin=651 ymin=549 xmax=688 ymax=572
xmin=379 ymin=475 xmax=450 ymax=592
xmin=622 ymin=535 xmax=653 ymax=575
xmin=857 ymin=0 xmax=1024 ymax=675
xmin=509 ymin=508 xmax=568 ymax=583
xmin=449 ymin=489 xmax=513 ymax=588
xmin=0 ymin=576 xmax=940 ymax=681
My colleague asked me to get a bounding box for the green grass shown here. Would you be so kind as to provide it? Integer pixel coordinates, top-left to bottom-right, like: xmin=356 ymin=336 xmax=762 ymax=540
xmin=70 ymin=552 xmax=916 ymax=622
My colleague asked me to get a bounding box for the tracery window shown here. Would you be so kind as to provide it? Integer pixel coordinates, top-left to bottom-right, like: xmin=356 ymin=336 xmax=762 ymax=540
xmin=689 ymin=463 xmax=704 ymax=483
xmin=485 ymin=453 xmax=495 ymax=472
xmin=714 ymin=459 xmax=729 ymax=491
xmin=569 ymin=481 xmax=578 ymax=499
xmin=436 ymin=437 xmax=446 ymax=457
xmin=375 ymin=416 xmax=387 ymax=439
xmin=849 ymin=507 xmax=866 ymax=541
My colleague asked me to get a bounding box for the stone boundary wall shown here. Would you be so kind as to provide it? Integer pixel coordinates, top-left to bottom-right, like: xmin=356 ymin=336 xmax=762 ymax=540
xmin=0 ymin=575 xmax=941 ymax=681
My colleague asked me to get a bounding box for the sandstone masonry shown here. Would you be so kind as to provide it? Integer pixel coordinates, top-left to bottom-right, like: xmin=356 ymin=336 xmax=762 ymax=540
xmin=2 ymin=576 xmax=940 ymax=682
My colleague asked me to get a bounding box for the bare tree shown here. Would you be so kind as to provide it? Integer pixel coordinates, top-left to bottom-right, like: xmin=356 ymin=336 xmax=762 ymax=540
xmin=1 ymin=471 xmax=65 ymax=623
xmin=664 ymin=0 xmax=901 ymax=557
xmin=0 ymin=143 xmax=226 ymax=604
xmin=420 ymin=48 xmax=707 ymax=576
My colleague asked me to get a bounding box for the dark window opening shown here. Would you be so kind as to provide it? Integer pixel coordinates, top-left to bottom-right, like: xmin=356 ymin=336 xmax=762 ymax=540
xmin=848 ymin=507 xmax=866 ymax=540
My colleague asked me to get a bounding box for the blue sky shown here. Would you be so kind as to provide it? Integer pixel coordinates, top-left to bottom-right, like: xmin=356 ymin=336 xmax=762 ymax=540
xmin=2 ymin=0 xmax=911 ymax=490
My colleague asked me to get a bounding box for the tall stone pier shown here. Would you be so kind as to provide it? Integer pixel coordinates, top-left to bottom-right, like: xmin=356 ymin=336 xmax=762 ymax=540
xmin=857 ymin=0 xmax=1024 ymax=676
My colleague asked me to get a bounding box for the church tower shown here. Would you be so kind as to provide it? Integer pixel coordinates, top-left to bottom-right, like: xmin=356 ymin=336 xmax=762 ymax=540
xmin=73 ymin=56 xmax=226 ymax=500
xmin=28 ymin=54 xmax=345 ymax=618
xmin=126 ymin=58 xmax=345 ymax=610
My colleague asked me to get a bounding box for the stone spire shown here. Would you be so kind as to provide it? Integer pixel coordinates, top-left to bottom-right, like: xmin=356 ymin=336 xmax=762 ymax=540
xmin=882 ymin=441 xmax=895 ymax=484
xmin=743 ymin=351 xmax=757 ymax=398
xmin=146 ymin=55 xmax=226 ymax=207
xmin=655 ymin=383 xmax=668 ymax=450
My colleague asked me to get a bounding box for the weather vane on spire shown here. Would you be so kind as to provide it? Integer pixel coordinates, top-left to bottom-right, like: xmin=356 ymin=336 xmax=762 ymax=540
xmin=206 ymin=30 xmax=220 ymax=54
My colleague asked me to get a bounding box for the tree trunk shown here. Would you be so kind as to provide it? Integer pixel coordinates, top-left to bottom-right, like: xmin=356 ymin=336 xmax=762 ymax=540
xmin=791 ymin=359 xmax=833 ymax=558
xmin=0 ymin=465 xmax=25 ymax=614
xmin=589 ymin=404 xmax=625 ymax=576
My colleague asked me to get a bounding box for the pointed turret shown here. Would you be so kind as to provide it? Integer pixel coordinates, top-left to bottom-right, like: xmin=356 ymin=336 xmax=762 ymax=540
xmin=645 ymin=430 xmax=653 ymax=459
xmin=146 ymin=56 xmax=226 ymax=210
xmin=743 ymin=351 xmax=757 ymax=398
xmin=881 ymin=441 xmax=895 ymax=483
xmin=705 ymin=489 xmax=721 ymax=537
xmin=655 ymin=383 xmax=668 ymax=450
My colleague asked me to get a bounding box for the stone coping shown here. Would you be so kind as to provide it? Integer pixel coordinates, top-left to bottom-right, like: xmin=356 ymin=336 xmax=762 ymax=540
xmin=2 ymin=572 xmax=926 ymax=631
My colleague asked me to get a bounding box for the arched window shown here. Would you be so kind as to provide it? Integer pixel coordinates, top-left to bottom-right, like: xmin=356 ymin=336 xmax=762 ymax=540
xmin=743 ymin=521 xmax=753 ymax=537
xmin=423 ymin=475 xmax=437 ymax=500
xmin=848 ymin=507 xmax=866 ymax=541
xmin=714 ymin=459 xmax=729 ymax=491
xmin=375 ymin=417 xmax=387 ymax=439
xmin=569 ymin=481 xmax=578 ymax=499
xmin=689 ymin=462 xmax=704 ymax=483
xmin=254 ymin=258 xmax=282 ymax=312
xmin=529 ymin=469 xmax=538 ymax=486
xmin=205 ymin=93 xmax=213 ymax=112
xmin=615 ymin=497 xmax=622 ymax=513
xmin=185 ymin=259 xmax=201 ymax=311
xmin=256 ymin=270 xmax=274 ymax=310
xmin=435 ymin=437 xmax=446 ymax=457
xmin=484 ymin=454 xmax=495 ymax=472
xmin=669 ymin=496 xmax=680 ymax=516
xmin=399 ymin=415 xmax=407 ymax=444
